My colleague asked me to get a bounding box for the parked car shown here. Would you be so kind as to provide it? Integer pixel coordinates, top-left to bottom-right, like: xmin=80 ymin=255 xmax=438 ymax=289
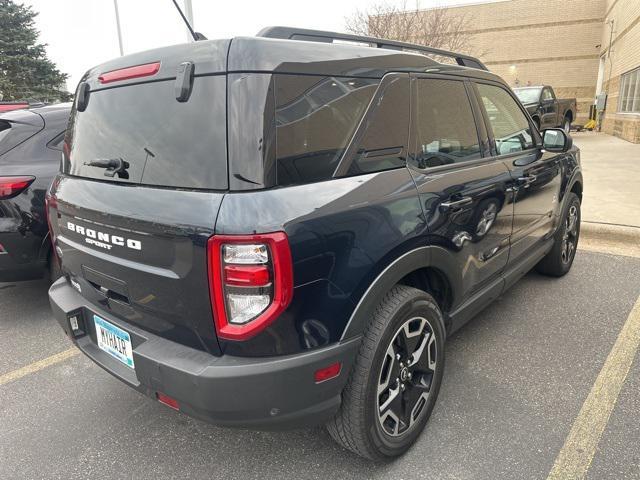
xmin=0 ymin=103 xmax=70 ymax=282
xmin=47 ymin=28 xmax=582 ymax=460
xmin=513 ymin=85 xmax=576 ymax=133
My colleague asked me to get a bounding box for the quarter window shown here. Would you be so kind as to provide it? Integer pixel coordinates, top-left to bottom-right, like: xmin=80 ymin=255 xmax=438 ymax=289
xmin=345 ymin=75 xmax=410 ymax=176
xmin=275 ymin=75 xmax=379 ymax=186
xmin=477 ymin=83 xmax=534 ymax=155
xmin=414 ymin=79 xmax=481 ymax=168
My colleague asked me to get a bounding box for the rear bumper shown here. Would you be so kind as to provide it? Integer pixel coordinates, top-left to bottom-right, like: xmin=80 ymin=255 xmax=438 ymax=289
xmin=49 ymin=278 xmax=360 ymax=429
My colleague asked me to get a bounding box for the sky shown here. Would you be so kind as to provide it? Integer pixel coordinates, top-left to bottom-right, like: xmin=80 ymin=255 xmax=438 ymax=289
xmin=23 ymin=0 xmax=500 ymax=91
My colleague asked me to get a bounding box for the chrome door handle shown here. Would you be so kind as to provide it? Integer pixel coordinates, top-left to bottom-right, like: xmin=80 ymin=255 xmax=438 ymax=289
xmin=440 ymin=196 xmax=472 ymax=211
xmin=517 ymin=174 xmax=537 ymax=187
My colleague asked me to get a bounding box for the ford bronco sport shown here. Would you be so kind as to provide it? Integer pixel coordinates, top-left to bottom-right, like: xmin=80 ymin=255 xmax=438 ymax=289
xmin=47 ymin=27 xmax=583 ymax=460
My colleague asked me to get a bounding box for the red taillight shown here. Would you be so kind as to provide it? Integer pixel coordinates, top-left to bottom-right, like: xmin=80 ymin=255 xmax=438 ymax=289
xmin=98 ymin=61 xmax=161 ymax=84
xmin=207 ymin=232 xmax=294 ymax=341
xmin=0 ymin=176 xmax=35 ymax=200
xmin=314 ymin=362 xmax=342 ymax=383
xmin=156 ymin=392 xmax=180 ymax=411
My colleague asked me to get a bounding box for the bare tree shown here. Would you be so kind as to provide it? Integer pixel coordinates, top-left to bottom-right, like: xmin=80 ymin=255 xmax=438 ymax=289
xmin=345 ymin=0 xmax=476 ymax=58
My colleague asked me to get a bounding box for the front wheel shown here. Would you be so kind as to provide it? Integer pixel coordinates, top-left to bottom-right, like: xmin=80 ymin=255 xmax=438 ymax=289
xmin=326 ymin=285 xmax=445 ymax=460
xmin=536 ymin=192 xmax=580 ymax=276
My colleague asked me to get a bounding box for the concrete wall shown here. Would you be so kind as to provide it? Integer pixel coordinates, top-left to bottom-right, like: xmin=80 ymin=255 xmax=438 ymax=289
xmin=599 ymin=0 xmax=640 ymax=143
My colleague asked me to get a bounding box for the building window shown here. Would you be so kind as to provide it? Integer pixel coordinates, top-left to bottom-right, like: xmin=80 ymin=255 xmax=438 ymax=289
xmin=618 ymin=68 xmax=640 ymax=113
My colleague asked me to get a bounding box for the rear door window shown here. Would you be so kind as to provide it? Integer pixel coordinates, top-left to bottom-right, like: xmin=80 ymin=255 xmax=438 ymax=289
xmin=274 ymin=75 xmax=379 ymax=186
xmin=64 ymin=76 xmax=228 ymax=190
xmin=414 ymin=78 xmax=481 ymax=168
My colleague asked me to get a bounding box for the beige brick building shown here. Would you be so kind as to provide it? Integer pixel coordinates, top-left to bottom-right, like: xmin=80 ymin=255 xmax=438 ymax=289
xmin=408 ymin=0 xmax=640 ymax=143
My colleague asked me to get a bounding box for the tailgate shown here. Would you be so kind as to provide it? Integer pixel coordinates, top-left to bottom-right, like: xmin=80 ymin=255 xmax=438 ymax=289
xmin=49 ymin=178 xmax=223 ymax=353
xmin=49 ymin=41 xmax=230 ymax=353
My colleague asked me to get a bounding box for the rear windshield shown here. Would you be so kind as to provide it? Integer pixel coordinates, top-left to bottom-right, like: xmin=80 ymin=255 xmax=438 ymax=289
xmin=0 ymin=111 xmax=44 ymax=156
xmin=64 ymin=76 xmax=228 ymax=190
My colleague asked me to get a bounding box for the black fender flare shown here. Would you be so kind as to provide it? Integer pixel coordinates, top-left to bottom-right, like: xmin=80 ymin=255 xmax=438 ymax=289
xmin=340 ymin=245 xmax=462 ymax=340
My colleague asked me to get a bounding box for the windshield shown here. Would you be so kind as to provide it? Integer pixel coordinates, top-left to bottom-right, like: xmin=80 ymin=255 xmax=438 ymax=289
xmin=513 ymin=87 xmax=542 ymax=104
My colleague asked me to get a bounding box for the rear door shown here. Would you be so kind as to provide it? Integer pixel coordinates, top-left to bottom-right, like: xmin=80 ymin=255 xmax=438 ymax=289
xmin=48 ymin=43 xmax=230 ymax=354
xmin=473 ymin=81 xmax=562 ymax=271
xmin=407 ymin=75 xmax=514 ymax=322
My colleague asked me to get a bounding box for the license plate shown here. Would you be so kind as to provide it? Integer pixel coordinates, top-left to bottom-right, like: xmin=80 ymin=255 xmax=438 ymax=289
xmin=94 ymin=315 xmax=135 ymax=369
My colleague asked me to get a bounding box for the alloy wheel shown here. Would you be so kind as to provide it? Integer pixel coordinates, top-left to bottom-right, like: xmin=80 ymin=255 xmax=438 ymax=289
xmin=561 ymin=204 xmax=579 ymax=264
xmin=376 ymin=317 xmax=437 ymax=437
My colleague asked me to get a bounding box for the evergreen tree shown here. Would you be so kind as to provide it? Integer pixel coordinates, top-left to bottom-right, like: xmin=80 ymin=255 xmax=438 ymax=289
xmin=0 ymin=0 xmax=70 ymax=102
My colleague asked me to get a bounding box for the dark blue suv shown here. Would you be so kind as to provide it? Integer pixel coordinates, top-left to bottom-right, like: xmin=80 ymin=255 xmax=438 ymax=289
xmin=47 ymin=28 xmax=583 ymax=460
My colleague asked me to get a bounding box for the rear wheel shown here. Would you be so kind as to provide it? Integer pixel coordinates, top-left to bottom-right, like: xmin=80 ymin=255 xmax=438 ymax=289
xmin=563 ymin=116 xmax=571 ymax=134
xmin=327 ymin=285 xmax=445 ymax=460
xmin=536 ymin=192 xmax=580 ymax=276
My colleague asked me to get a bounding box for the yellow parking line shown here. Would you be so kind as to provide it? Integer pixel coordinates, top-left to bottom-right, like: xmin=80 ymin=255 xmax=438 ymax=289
xmin=0 ymin=347 xmax=79 ymax=387
xmin=547 ymin=294 xmax=640 ymax=480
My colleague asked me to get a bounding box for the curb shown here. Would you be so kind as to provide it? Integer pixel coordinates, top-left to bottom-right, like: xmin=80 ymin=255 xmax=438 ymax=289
xmin=579 ymin=222 xmax=640 ymax=258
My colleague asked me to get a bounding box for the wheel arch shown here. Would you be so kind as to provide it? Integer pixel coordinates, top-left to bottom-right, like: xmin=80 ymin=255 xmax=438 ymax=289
xmin=340 ymin=246 xmax=461 ymax=340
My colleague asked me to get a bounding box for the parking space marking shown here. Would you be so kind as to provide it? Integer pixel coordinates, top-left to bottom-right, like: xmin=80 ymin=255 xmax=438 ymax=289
xmin=547 ymin=294 xmax=640 ymax=480
xmin=0 ymin=347 xmax=79 ymax=387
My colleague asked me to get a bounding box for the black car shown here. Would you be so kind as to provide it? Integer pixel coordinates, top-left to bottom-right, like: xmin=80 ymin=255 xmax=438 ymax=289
xmin=0 ymin=103 xmax=70 ymax=282
xmin=47 ymin=28 xmax=582 ymax=460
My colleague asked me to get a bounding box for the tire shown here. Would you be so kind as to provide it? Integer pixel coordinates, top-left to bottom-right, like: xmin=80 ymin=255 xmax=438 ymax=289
xmin=563 ymin=116 xmax=571 ymax=134
xmin=326 ymin=285 xmax=446 ymax=460
xmin=536 ymin=192 xmax=580 ymax=277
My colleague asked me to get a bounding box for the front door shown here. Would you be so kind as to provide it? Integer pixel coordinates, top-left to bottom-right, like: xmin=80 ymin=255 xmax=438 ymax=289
xmin=407 ymin=76 xmax=514 ymax=308
xmin=473 ymin=81 xmax=562 ymax=267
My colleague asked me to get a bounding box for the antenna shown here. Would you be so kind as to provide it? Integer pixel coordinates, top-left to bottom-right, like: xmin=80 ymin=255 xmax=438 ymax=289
xmin=171 ymin=0 xmax=207 ymax=41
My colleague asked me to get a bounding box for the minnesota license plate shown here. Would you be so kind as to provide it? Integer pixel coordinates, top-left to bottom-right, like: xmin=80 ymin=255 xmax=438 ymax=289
xmin=94 ymin=315 xmax=135 ymax=369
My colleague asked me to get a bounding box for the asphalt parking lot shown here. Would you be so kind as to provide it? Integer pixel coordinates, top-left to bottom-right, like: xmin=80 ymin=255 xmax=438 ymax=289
xmin=1 ymin=250 xmax=639 ymax=480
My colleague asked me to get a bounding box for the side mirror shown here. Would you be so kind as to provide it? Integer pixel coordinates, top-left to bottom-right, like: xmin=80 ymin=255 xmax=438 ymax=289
xmin=542 ymin=128 xmax=572 ymax=153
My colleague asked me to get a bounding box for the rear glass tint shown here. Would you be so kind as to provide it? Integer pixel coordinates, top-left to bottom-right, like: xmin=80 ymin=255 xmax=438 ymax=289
xmin=0 ymin=112 xmax=44 ymax=156
xmin=64 ymin=76 xmax=227 ymax=190
xmin=275 ymin=75 xmax=379 ymax=186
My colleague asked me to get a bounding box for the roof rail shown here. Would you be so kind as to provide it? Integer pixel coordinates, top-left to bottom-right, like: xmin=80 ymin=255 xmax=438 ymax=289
xmin=257 ymin=26 xmax=488 ymax=71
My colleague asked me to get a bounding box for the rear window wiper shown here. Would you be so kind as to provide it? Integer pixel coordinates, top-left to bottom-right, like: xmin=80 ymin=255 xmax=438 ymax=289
xmin=84 ymin=158 xmax=130 ymax=179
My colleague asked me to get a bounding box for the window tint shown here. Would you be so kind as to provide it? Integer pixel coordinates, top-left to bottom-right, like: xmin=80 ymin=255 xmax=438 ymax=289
xmin=275 ymin=75 xmax=379 ymax=186
xmin=414 ymin=79 xmax=481 ymax=168
xmin=346 ymin=75 xmax=410 ymax=175
xmin=64 ymin=76 xmax=228 ymax=190
xmin=477 ymin=83 xmax=534 ymax=155
xmin=541 ymin=88 xmax=554 ymax=101
xmin=0 ymin=110 xmax=43 ymax=156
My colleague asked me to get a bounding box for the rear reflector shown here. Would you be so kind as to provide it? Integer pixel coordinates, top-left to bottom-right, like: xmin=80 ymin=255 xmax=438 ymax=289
xmin=99 ymin=62 xmax=161 ymax=84
xmin=0 ymin=176 xmax=35 ymax=200
xmin=156 ymin=392 xmax=180 ymax=411
xmin=314 ymin=362 xmax=342 ymax=383
xmin=224 ymin=265 xmax=270 ymax=286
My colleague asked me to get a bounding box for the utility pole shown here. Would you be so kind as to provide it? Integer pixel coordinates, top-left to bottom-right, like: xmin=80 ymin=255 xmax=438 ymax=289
xmin=184 ymin=0 xmax=194 ymax=42
xmin=113 ymin=0 xmax=124 ymax=56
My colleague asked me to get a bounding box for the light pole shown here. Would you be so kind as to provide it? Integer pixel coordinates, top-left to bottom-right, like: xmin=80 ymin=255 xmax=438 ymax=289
xmin=113 ymin=0 xmax=124 ymax=56
xmin=184 ymin=0 xmax=194 ymax=43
